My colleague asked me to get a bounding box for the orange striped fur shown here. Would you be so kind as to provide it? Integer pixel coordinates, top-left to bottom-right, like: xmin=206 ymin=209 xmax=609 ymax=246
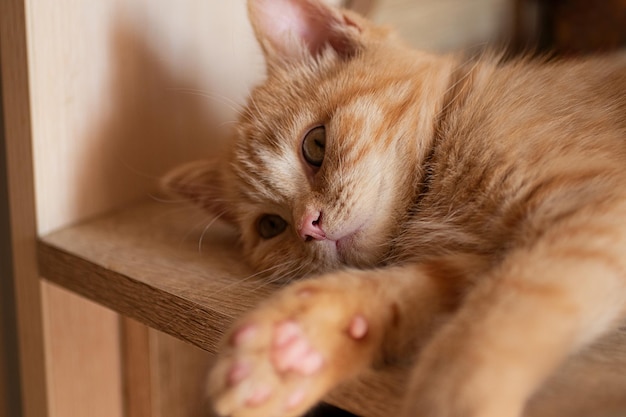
xmin=164 ymin=1 xmax=626 ymax=416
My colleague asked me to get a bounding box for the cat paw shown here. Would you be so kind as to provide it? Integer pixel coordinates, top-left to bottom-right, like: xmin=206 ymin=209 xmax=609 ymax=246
xmin=208 ymin=277 xmax=378 ymax=417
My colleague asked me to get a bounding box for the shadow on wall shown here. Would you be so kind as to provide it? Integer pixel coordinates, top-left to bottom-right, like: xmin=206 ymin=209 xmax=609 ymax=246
xmin=75 ymin=14 xmax=233 ymax=223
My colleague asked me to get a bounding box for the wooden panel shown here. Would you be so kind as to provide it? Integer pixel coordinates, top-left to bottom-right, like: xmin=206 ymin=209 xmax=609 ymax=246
xmin=121 ymin=319 xmax=153 ymax=417
xmin=0 ymin=53 xmax=20 ymax=417
xmin=41 ymin=284 xmax=123 ymax=417
xmin=122 ymin=319 xmax=216 ymax=417
xmin=0 ymin=1 xmax=49 ymax=416
xmin=0 ymin=315 xmax=8 ymax=417
xmin=0 ymin=347 xmax=5 ymax=417
xmin=0 ymin=200 xmax=20 ymax=413
xmin=148 ymin=331 xmax=214 ymax=417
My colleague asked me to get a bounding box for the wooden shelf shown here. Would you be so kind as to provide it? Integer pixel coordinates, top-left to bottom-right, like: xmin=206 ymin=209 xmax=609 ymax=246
xmin=38 ymin=200 xmax=275 ymax=353
xmin=37 ymin=199 xmax=406 ymax=417
xmin=37 ymin=199 xmax=626 ymax=417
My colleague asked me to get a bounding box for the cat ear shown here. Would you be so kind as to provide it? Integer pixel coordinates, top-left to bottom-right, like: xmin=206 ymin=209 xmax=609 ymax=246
xmin=247 ymin=0 xmax=363 ymax=64
xmin=161 ymin=160 xmax=237 ymax=225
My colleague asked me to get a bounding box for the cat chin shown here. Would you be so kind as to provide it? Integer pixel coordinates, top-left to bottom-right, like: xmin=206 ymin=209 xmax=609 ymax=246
xmin=332 ymin=231 xmax=385 ymax=269
xmin=334 ymin=233 xmax=359 ymax=264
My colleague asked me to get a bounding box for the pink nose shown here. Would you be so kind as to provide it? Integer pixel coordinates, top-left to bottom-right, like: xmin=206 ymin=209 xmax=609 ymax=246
xmin=298 ymin=211 xmax=325 ymax=241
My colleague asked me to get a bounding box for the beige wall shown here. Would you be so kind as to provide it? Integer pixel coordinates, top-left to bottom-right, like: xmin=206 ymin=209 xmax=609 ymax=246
xmin=26 ymin=0 xmax=264 ymax=236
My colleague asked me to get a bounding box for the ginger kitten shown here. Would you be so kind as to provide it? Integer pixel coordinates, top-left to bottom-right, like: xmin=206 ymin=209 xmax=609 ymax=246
xmin=164 ymin=0 xmax=626 ymax=416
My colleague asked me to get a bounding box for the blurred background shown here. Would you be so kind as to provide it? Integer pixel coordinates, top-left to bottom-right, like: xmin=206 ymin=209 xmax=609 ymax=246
xmin=364 ymin=0 xmax=626 ymax=55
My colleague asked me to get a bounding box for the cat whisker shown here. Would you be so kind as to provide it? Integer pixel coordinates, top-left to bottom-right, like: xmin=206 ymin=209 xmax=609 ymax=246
xmin=151 ymin=203 xmax=204 ymax=219
xmin=219 ymin=120 xmax=239 ymax=128
xmin=198 ymin=211 xmax=227 ymax=253
xmin=245 ymin=261 xmax=310 ymax=294
xmin=203 ymin=260 xmax=301 ymax=302
xmin=173 ymin=212 xmax=224 ymax=251
xmin=148 ymin=192 xmax=200 ymax=204
xmin=167 ymin=87 xmax=242 ymax=108
xmin=167 ymin=87 xmax=243 ymax=116
xmin=245 ymin=94 xmax=263 ymax=119
xmin=116 ymin=156 xmax=163 ymax=181
xmin=144 ymin=204 xmax=218 ymax=253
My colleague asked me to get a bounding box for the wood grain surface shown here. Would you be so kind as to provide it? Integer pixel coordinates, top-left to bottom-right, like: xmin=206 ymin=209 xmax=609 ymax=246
xmin=39 ymin=200 xmax=272 ymax=353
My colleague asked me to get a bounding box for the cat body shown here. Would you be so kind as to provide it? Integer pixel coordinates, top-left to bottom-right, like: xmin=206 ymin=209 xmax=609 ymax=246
xmin=165 ymin=1 xmax=626 ymax=416
xmin=398 ymin=56 xmax=626 ymax=267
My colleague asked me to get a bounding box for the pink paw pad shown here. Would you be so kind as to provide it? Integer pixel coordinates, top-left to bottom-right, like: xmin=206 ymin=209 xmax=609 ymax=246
xmin=271 ymin=321 xmax=324 ymax=375
xmin=245 ymin=385 xmax=273 ymax=406
xmin=348 ymin=315 xmax=368 ymax=339
xmin=227 ymin=361 xmax=250 ymax=386
xmin=231 ymin=324 xmax=258 ymax=347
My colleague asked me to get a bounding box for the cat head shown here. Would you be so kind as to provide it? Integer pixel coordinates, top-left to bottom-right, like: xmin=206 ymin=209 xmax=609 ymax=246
xmin=164 ymin=0 xmax=454 ymax=279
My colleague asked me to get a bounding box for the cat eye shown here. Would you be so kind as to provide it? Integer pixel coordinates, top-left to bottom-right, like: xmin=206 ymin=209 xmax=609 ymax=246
xmin=302 ymin=126 xmax=326 ymax=167
xmin=257 ymin=214 xmax=288 ymax=239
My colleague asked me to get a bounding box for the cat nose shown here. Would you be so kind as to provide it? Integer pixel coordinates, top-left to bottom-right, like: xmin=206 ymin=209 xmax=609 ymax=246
xmin=297 ymin=211 xmax=326 ymax=241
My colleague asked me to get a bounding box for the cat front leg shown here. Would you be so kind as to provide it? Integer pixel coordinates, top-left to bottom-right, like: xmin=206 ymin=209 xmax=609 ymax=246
xmin=208 ymin=258 xmax=477 ymax=417
xmin=402 ymin=206 xmax=626 ymax=417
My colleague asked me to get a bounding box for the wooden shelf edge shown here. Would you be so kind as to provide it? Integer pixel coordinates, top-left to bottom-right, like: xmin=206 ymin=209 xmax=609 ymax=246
xmin=38 ymin=240 xmax=228 ymax=353
xmin=36 ymin=200 xmax=273 ymax=353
